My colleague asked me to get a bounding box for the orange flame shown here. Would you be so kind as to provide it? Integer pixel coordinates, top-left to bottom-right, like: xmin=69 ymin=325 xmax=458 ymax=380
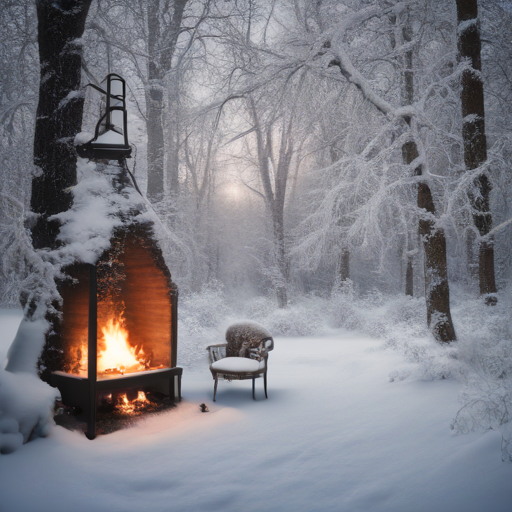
xmin=117 ymin=391 xmax=148 ymax=414
xmin=97 ymin=317 xmax=139 ymax=374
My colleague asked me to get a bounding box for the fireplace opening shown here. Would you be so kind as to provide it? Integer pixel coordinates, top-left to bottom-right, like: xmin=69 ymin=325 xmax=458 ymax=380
xmin=50 ymin=224 xmax=182 ymax=439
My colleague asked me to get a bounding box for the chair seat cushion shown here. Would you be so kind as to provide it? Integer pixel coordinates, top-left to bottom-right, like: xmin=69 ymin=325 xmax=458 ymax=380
xmin=211 ymin=357 xmax=264 ymax=373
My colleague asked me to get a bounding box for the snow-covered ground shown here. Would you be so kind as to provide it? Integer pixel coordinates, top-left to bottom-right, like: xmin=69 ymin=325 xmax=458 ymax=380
xmin=1 ymin=309 xmax=511 ymax=512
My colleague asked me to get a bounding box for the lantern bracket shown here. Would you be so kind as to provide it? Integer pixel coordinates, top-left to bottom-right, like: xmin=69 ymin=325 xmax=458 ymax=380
xmin=76 ymin=73 xmax=132 ymax=161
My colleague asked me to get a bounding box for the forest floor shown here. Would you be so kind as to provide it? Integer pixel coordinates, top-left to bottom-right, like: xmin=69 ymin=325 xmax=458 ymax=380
xmin=1 ymin=308 xmax=511 ymax=512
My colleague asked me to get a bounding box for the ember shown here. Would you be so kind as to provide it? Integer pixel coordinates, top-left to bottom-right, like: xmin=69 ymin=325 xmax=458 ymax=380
xmin=117 ymin=391 xmax=148 ymax=414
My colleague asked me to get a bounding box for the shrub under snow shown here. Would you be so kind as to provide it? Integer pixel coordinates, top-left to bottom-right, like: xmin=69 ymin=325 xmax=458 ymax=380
xmin=0 ymin=369 xmax=57 ymax=454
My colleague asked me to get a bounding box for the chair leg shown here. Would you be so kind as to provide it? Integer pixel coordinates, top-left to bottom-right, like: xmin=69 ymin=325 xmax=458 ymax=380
xmin=264 ymin=371 xmax=268 ymax=399
xmin=213 ymin=375 xmax=218 ymax=402
xmin=252 ymin=377 xmax=256 ymax=400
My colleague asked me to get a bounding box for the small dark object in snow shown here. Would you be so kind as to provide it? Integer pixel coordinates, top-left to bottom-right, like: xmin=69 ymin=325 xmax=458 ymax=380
xmin=200 ymin=403 xmax=209 ymax=413
xmin=485 ymin=295 xmax=498 ymax=306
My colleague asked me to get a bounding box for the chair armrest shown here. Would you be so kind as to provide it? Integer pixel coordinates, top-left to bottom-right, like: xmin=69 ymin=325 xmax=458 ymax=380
xmin=249 ymin=342 xmax=270 ymax=362
xmin=206 ymin=343 xmax=227 ymax=364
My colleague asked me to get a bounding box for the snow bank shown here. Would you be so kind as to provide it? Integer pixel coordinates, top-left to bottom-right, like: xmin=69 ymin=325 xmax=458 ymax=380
xmin=0 ymin=369 xmax=57 ymax=454
xmin=4 ymin=319 xmax=47 ymax=374
xmin=0 ymin=314 xmax=57 ymax=455
xmin=449 ymin=287 xmax=512 ymax=461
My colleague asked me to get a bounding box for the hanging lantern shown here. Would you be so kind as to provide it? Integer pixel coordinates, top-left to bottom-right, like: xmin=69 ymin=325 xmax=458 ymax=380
xmin=76 ymin=73 xmax=132 ymax=161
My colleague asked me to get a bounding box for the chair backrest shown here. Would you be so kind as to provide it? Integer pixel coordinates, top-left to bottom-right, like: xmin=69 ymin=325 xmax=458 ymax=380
xmin=225 ymin=322 xmax=274 ymax=358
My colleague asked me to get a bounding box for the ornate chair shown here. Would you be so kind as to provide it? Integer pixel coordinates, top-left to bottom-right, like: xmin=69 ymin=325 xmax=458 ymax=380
xmin=206 ymin=322 xmax=274 ymax=402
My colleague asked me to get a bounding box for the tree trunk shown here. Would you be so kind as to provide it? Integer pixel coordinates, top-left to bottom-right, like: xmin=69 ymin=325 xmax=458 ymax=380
xmin=405 ymin=256 xmax=414 ymax=296
xmin=398 ymin=16 xmax=455 ymax=339
xmin=248 ymin=97 xmax=292 ymax=308
xmin=456 ymin=0 xmax=497 ymax=302
xmin=146 ymin=0 xmax=188 ymax=203
xmin=31 ymin=0 xmax=92 ymax=250
xmin=401 ymin=20 xmax=415 ymax=298
xmin=418 ymin=183 xmax=456 ymax=342
xmin=404 ymin=140 xmax=456 ymax=342
xmin=146 ymin=80 xmax=165 ymax=202
xmin=273 ymin=201 xmax=288 ymax=308
xmin=146 ymin=2 xmax=165 ymax=203
xmin=402 ymin=138 xmax=416 ymax=297
xmin=338 ymin=247 xmax=350 ymax=283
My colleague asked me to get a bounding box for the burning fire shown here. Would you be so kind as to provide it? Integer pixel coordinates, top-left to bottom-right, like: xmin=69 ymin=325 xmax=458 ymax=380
xmin=98 ymin=317 xmax=140 ymax=374
xmin=95 ymin=316 xmax=150 ymax=375
xmin=117 ymin=391 xmax=148 ymax=414
xmin=75 ymin=314 xmax=155 ymax=376
xmin=98 ymin=391 xmax=153 ymax=415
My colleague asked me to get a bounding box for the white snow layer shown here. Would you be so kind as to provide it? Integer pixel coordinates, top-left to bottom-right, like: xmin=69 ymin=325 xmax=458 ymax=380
xmin=0 ymin=309 xmax=511 ymax=512
xmin=458 ymin=17 xmax=478 ymax=35
xmin=4 ymin=318 xmax=47 ymax=374
xmin=50 ymin=157 xmax=147 ymax=265
xmin=0 ymin=311 xmax=57 ymax=455
xmin=0 ymin=369 xmax=56 ymax=453
xmin=210 ymin=356 xmax=264 ymax=372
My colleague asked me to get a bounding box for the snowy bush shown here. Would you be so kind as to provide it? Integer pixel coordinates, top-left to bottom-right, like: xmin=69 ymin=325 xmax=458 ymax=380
xmin=180 ymin=281 xmax=233 ymax=335
xmin=261 ymin=300 xmax=325 ymax=337
xmin=0 ymin=370 xmax=57 ymax=454
xmin=178 ymin=282 xmax=235 ymax=367
xmin=328 ymin=281 xmax=365 ymax=331
xmin=449 ymin=287 xmax=512 ymax=461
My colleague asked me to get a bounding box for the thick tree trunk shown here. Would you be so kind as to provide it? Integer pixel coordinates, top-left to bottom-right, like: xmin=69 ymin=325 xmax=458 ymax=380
xmin=146 ymin=82 xmax=165 ymax=202
xmin=456 ymin=0 xmax=497 ymax=301
xmin=403 ymin=141 xmax=456 ymax=342
xmin=402 ymin=127 xmax=416 ymax=299
xmin=418 ymin=183 xmax=456 ymax=342
xmin=31 ymin=0 xmax=92 ymax=250
xmin=146 ymin=2 xmax=165 ymax=203
xmin=398 ymin=17 xmax=454 ymax=339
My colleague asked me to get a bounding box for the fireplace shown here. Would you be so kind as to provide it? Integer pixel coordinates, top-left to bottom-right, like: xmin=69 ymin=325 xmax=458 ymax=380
xmin=49 ymin=223 xmax=182 ymax=439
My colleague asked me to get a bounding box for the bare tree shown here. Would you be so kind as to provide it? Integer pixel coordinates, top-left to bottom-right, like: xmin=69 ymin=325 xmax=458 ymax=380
xmin=247 ymin=96 xmax=291 ymax=307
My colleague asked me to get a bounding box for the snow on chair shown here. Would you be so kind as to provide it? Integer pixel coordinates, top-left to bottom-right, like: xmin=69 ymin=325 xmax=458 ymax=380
xmin=207 ymin=322 xmax=274 ymax=402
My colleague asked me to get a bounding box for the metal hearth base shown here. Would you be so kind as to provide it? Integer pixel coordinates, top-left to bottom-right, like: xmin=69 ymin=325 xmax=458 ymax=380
xmin=51 ymin=367 xmax=182 ymax=439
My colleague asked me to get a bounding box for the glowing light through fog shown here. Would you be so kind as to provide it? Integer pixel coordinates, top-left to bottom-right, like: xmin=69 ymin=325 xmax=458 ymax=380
xmin=222 ymin=183 xmax=244 ymax=201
